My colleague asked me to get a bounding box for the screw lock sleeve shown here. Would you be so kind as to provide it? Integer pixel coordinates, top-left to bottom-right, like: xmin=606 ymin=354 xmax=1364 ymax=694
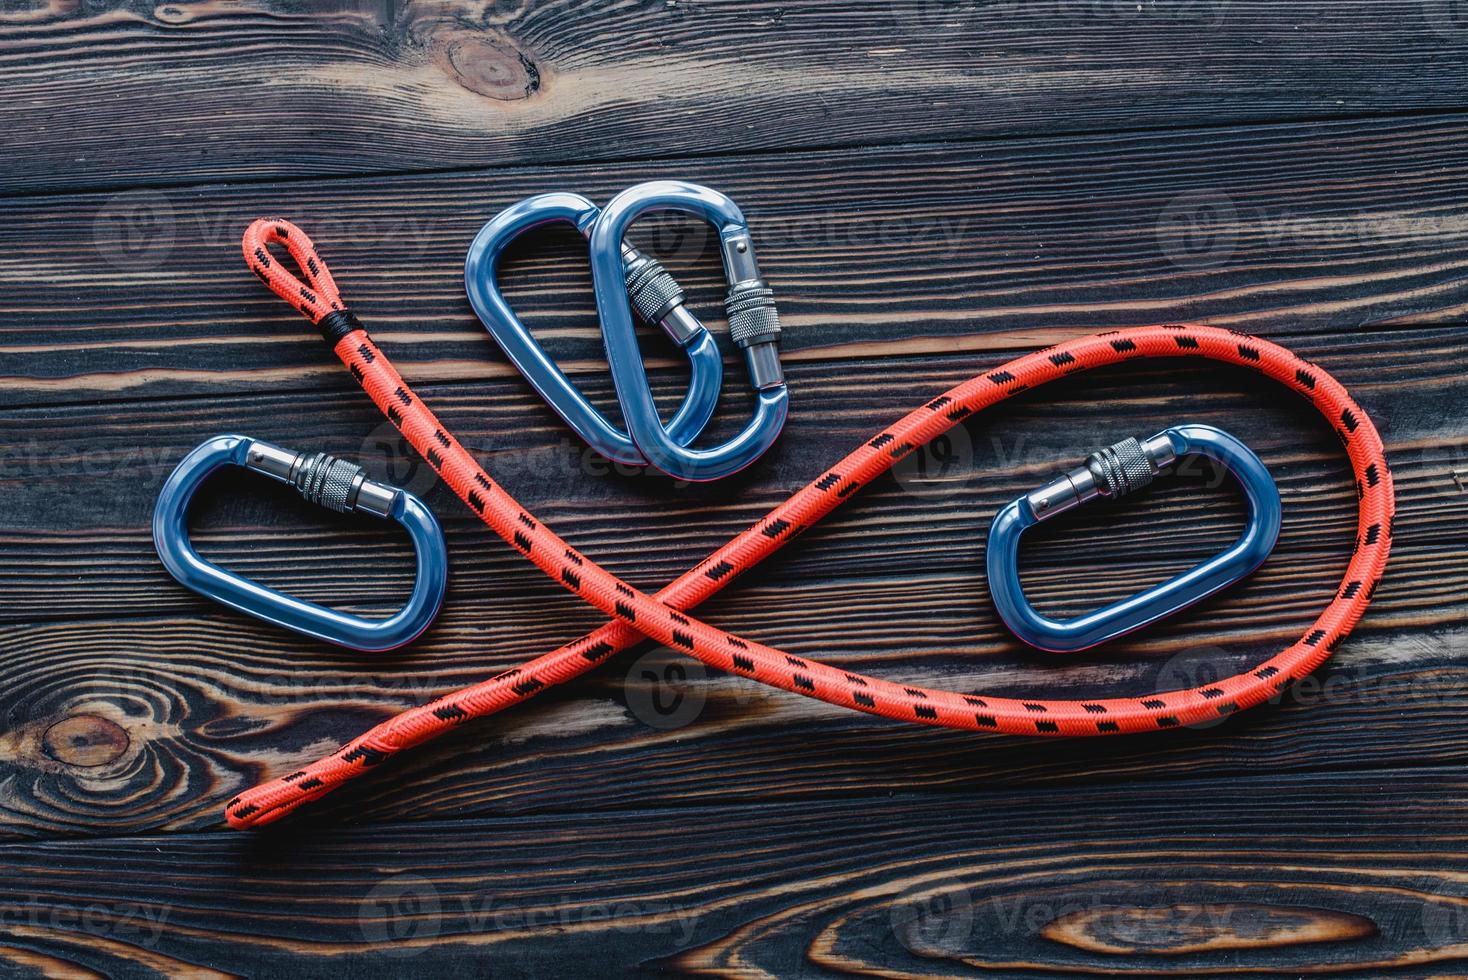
xmin=1026 ymin=433 xmax=1178 ymax=521
xmin=292 ymin=452 xmax=369 ymax=513
xmin=724 ymin=280 xmax=781 ymax=349
xmin=1085 ymin=437 xmax=1159 ymax=499
xmin=622 ymin=251 xmax=686 ymax=325
xmin=245 ymin=442 xmax=398 ymax=518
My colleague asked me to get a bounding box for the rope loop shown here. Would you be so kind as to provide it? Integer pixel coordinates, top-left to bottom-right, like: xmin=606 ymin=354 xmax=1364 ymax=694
xmin=242 ymin=219 xmax=345 ymax=324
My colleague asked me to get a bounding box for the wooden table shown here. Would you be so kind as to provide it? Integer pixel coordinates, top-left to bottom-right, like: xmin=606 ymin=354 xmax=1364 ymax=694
xmin=2 ymin=2 xmax=1465 ymax=975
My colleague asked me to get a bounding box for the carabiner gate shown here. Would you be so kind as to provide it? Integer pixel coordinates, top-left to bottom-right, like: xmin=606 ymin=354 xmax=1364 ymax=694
xmin=986 ymin=424 xmax=1282 ymax=652
xmin=588 ymin=180 xmax=789 ymax=481
xmin=153 ymin=434 xmax=448 ymax=652
xmin=465 ymin=192 xmax=725 ymax=467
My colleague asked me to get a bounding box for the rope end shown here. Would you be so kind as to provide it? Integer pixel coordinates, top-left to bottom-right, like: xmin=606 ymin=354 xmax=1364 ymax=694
xmin=241 ymin=219 xmax=345 ymax=328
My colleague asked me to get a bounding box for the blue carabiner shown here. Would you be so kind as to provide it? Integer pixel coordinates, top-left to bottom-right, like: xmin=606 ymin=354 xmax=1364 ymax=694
xmin=465 ymin=192 xmax=724 ymax=467
xmin=588 ymin=181 xmax=789 ymax=482
xmin=153 ymin=435 xmax=448 ymax=652
xmin=986 ymin=424 xmax=1282 ymax=653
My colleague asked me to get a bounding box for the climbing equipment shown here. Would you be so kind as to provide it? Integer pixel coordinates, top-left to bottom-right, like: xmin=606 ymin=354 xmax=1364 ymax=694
xmin=467 ymin=181 xmax=789 ymax=480
xmin=986 ymin=424 xmax=1282 ymax=653
xmin=226 ymin=218 xmax=1393 ymax=829
xmin=155 ymin=434 xmax=447 ymax=652
xmin=154 ymin=434 xmax=448 ymax=652
xmin=467 ymin=181 xmax=787 ymax=480
xmin=229 ymin=223 xmax=1392 ymax=826
xmin=464 ymin=190 xmax=725 ymax=467
xmin=587 ymin=181 xmax=788 ymax=481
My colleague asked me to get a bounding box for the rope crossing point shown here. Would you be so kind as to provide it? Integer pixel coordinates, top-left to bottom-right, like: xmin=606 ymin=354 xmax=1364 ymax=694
xmin=227 ymin=218 xmax=1395 ymax=829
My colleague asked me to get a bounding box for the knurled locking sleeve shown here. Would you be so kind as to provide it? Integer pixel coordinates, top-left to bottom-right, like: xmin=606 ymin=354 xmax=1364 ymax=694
xmin=724 ymin=280 xmax=781 ymax=349
xmin=292 ymin=452 xmax=364 ymax=513
xmin=623 ymin=252 xmax=686 ymax=325
xmin=1087 ymin=437 xmax=1158 ymax=498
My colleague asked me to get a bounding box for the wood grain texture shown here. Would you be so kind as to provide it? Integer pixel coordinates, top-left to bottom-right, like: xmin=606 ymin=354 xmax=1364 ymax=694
xmin=0 ymin=778 xmax=1464 ymax=976
xmin=10 ymin=328 xmax=1459 ymax=619
xmin=3 ymin=1 xmax=1468 ymax=194
xmin=3 ymin=2 xmax=1468 ymax=973
xmin=7 ymin=114 xmax=1468 ymax=407
xmin=0 ymin=328 xmax=1460 ymax=839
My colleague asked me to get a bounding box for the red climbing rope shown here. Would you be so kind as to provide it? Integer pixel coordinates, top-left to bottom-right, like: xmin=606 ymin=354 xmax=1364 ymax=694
xmin=226 ymin=219 xmax=1394 ymax=829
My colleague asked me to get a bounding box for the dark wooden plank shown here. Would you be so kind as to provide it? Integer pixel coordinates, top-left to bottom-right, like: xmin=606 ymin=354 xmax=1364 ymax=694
xmin=0 ymin=777 xmax=1464 ymax=975
xmin=5 ymin=1 xmax=1468 ymax=193
xmin=0 ymin=328 xmax=1459 ymax=838
xmin=8 ymin=114 xmax=1468 ymax=408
